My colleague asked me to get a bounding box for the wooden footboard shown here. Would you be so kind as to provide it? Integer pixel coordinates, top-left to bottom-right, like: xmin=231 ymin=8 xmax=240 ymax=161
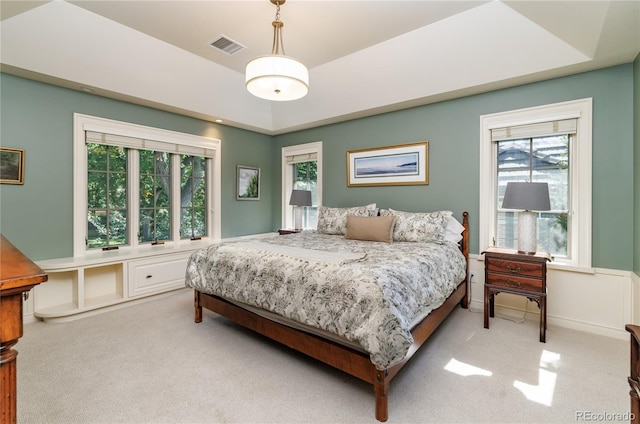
xmin=195 ymin=279 xmax=466 ymax=422
xmin=193 ymin=212 xmax=469 ymax=421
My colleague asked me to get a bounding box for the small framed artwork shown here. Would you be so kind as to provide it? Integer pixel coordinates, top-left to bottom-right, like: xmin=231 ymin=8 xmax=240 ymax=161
xmin=0 ymin=147 xmax=25 ymax=185
xmin=347 ymin=141 xmax=428 ymax=187
xmin=237 ymin=165 xmax=260 ymax=200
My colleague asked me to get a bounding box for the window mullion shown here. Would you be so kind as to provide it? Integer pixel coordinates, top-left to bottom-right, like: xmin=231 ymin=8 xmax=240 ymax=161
xmin=568 ymin=133 xmax=580 ymax=264
xmin=171 ymin=154 xmax=181 ymax=242
xmin=129 ymin=149 xmax=140 ymax=248
xmin=529 ymin=139 xmax=534 ymax=182
xmin=206 ymin=157 xmax=214 ymax=239
xmin=282 ymin=161 xmax=294 ymax=229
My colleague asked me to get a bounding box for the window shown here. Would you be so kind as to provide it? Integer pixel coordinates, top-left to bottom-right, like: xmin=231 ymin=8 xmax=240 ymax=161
xmin=282 ymin=142 xmax=322 ymax=230
xmin=74 ymin=114 xmax=221 ymax=256
xmin=479 ymin=99 xmax=592 ymax=268
xmin=139 ymin=150 xmax=171 ymax=243
xmin=292 ymin=161 xmax=318 ymax=228
xmin=496 ymin=133 xmax=571 ymax=257
xmin=87 ymin=144 xmax=128 ymax=248
xmin=180 ymin=154 xmax=207 ymax=239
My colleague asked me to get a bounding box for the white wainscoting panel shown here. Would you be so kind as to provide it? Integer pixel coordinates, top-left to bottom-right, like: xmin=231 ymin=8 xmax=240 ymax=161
xmin=632 ymin=271 xmax=640 ymax=325
xmin=468 ymin=254 xmax=634 ymax=340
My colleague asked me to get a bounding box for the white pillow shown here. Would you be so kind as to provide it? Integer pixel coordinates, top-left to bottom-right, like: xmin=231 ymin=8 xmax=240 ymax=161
xmin=316 ymin=203 xmax=378 ymax=235
xmin=379 ymin=209 xmax=452 ymax=242
xmin=443 ymin=216 xmax=465 ymax=243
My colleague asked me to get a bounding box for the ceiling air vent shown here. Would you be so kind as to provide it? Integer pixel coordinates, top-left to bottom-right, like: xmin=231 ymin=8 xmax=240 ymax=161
xmin=209 ymin=35 xmax=246 ymax=55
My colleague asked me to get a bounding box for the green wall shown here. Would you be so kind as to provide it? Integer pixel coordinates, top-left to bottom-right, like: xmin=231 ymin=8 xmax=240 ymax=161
xmin=635 ymin=53 xmax=640 ymax=275
xmin=1 ymin=64 xmax=636 ymax=271
xmin=0 ymin=73 xmax=273 ymax=260
xmin=274 ymin=64 xmax=635 ymax=271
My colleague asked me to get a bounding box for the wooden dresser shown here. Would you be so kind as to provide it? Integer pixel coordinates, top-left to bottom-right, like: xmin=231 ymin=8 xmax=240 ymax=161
xmin=0 ymin=235 xmax=47 ymax=423
xmin=627 ymin=324 xmax=640 ymax=424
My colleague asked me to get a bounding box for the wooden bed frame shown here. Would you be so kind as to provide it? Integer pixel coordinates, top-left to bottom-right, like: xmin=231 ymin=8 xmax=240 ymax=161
xmin=193 ymin=211 xmax=470 ymax=422
xmin=627 ymin=324 xmax=640 ymax=424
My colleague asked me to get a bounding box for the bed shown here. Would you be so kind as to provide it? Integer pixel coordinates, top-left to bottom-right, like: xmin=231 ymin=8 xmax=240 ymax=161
xmin=627 ymin=324 xmax=640 ymax=424
xmin=186 ymin=207 xmax=469 ymax=422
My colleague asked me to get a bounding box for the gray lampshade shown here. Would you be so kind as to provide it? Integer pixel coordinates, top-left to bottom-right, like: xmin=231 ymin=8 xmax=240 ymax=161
xmin=502 ymin=182 xmax=550 ymax=211
xmin=289 ymin=190 xmax=312 ymax=206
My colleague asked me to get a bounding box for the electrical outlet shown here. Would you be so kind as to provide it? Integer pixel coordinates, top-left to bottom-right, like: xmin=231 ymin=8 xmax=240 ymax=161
xmin=469 ymin=272 xmax=476 ymax=283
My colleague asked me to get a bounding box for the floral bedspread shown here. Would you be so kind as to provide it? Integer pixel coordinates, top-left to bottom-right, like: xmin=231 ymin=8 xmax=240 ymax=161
xmin=185 ymin=232 xmax=466 ymax=370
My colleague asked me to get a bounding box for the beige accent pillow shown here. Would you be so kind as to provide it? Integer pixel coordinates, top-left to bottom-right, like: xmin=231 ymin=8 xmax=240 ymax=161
xmin=345 ymin=215 xmax=396 ymax=243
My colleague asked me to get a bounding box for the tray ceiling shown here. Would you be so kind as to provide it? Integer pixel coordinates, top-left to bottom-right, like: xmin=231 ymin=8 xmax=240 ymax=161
xmin=1 ymin=1 xmax=639 ymax=134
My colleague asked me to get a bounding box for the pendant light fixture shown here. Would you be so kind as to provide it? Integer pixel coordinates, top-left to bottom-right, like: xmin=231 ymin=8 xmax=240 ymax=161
xmin=245 ymin=0 xmax=309 ymax=101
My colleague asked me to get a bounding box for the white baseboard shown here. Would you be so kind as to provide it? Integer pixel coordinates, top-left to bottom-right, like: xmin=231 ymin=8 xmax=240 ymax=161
xmin=469 ymin=298 xmax=628 ymax=340
xmin=24 ymin=288 xmax=189 ymax=324
xmin=632 ymin=271 xmax=640 ymax=325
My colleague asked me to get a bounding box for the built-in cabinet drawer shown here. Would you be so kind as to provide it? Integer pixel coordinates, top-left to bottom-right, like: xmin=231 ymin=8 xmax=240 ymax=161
xmin=128 ymin=254 xmax=188 ymax=298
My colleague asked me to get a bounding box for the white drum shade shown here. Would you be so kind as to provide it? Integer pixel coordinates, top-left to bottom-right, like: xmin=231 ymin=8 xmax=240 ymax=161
xmin=246 ymin=55 xmax=309 ymax=101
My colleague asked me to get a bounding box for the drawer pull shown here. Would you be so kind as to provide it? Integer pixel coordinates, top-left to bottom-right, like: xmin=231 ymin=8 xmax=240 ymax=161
xmin=506 ymin=279 xmax=521 ymax=288
xmin=506 ymin=265 xmax=521 ymax=274
xmin=146 ymin=275 xmax=153 ymax=279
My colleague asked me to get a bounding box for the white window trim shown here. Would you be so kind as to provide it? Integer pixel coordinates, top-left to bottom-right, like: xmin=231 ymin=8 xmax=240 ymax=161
xmin=73 ymin=113 xmax=221 ymax=256
xmin=281 ymin=141 xmax=323 ymax=230
xmin=479 ymin=98 xmax=592 ymax=269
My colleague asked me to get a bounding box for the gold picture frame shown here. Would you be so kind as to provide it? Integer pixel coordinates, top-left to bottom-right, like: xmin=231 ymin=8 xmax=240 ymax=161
xmin=0 ymin=147 xmax=25 ymax=185
xmin=347 ymin=141 xmax=428 ymax=187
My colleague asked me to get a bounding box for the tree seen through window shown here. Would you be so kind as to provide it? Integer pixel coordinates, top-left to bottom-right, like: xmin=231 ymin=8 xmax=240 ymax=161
xmin=180 ymin=155 xmax=207 ymax=239
xmin=139 ymin=150 xmax=171 ymax=243
xmin=87 ymin=143 xmax=128 ymax=248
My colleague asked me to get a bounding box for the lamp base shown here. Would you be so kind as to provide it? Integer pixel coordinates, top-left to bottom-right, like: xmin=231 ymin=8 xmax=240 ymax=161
xmin=294 ymin=207 xmax=303 ymax=231
xmin=517 ymin=211 xmax=538 ymax=255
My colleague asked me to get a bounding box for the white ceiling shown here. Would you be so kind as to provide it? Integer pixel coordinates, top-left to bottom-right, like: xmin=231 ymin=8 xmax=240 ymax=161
xmin=1 ymin=0 xmax=639 ymax=135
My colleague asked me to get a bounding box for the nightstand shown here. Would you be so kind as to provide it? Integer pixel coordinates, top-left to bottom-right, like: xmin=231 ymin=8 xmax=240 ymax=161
xmin=278 ymin=229 xmax=301 ymax=235
xmin=482 ymin=247 xmax=552 ymax=342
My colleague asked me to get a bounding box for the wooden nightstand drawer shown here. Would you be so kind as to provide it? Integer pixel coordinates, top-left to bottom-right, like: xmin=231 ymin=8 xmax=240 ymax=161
xmin=485 ymin=258 xmax=544 ymax=278
xmin=485 ymin=272 xmax=543 ymax=292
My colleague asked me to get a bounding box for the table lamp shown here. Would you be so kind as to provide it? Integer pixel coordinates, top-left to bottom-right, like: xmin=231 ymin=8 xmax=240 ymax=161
xmin=501 ymin=182 xmax=550 ymax=254
xmin=289 ymin=189 xmax=312 ymax=230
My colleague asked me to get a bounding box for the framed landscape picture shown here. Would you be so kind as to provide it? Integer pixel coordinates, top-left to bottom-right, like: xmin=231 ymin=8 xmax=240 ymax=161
xmin=237 ymin=165 xmax=260 ymax=200
xmin=0 ymin=147 xmax=25 ymax=184
xmin=347 ymin=141 xmax=428 ymax=187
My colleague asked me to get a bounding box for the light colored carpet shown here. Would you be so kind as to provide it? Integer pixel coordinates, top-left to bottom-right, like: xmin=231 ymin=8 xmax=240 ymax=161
xmin=17 ymin=288 xmax=630 ymax=423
